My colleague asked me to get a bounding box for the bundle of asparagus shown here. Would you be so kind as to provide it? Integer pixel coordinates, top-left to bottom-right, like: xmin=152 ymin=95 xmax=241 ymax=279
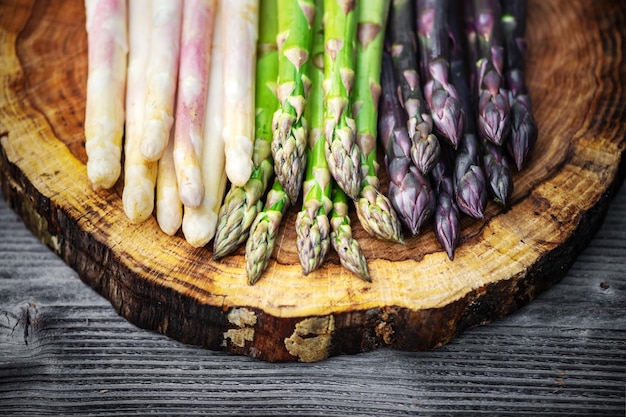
xmin=378 ymin=0 xmax=534 ymax=259
xmin=83 ymin=0 xmax=536 ymax=283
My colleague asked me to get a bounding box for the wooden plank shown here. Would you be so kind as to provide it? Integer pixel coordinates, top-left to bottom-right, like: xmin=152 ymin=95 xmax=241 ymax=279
xmin=0 ymin=186 xmax=625 ymax=415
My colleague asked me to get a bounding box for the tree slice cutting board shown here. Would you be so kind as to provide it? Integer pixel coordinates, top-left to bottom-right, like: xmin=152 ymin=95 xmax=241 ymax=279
xmin=1 ymin=0 xmax=625 ymax=362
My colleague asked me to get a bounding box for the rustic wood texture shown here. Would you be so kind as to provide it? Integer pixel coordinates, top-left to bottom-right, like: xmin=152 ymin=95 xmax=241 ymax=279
xmin=1 ymin=186 xmax=624 ymax=416
xmin=1 ymin=0 xmax=625 ymax=362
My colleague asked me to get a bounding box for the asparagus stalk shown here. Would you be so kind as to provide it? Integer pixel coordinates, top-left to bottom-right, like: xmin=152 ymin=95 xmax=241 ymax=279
xmin=482 ymin=138 xmax=514 ymax=205
xmin=173 ymin=0 xmax=216 ymax=209
xmin=295 ymin=0 xmax=333 ymax=275
xmin=448 ymin=1 xmax=488 ymax=219
xmin=416 ymin=0 xmax=464 ymax=148
xmin=212 ymin=0 xmax=279 ymax=259
xmin=222 ymin=0 xmax=259 ymax=186
xmin=329 ymin=184 xmax=370 ymax=281
xmin=353 ymin=0 xmax=403 ymax=243
xmin=181 ymin=0 xmax=225 ymax=247
xmin=245 ymin=179 xmax=290 ymax=285
xmin=431 ymin=146 xmax=460 ymax=260
xmin=465 ymin=0 xmax=514 ymax=205
xmin=156 ymin=127 xmax=183 ymax=236
xmin=472 ymin=0 xmax=511 ymax=146
xmin=271 ymin=0 xmax=316 ymax=204
xmin=296 ymin=135 xmax=332 ymax=274
xmin=501 ymin=0 xmax=537 ymax=170
xmin=453 ymin=131 xmax=488 ymax=218
xmin=84 ymin=0 xmax=127 ymax=190
xmin=122 ymin=0 xmax=157 ymax=222
xmin=387 ymin=0 xmax=440 ymax=175
xmin=379 ymin=52 xmax=435 ymax=235
xmin=140 ymin=0 xmax=182 ymax=162
xmin=322 ymin=0 xmax=361 ymax=200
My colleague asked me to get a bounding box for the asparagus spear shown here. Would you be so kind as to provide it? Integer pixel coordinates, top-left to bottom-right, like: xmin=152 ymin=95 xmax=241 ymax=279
xmin=448 ymin=1 xmax=488 ymax=219
xmin=387 ymin=0 xmax=440 ymax=175
xmin=181 ymin=0 xmax=226 ymax=248
xmin=353 ymin=0 xmax=403 ymax=243
xmin=465 ymin=0 xmax=514 ymax=205
xmin=140 ymin=0 xmax=182 ymax=162
xmin=296 ymin=135 xmax=332 ymax=274
xmin=416 ymin=0 xmax=464 ymax=148
xmin=245 ymin=179 xmax=290 ymax=285
xmin=453 ymin=131 xmax=488 ymax=218
xmin=431 ymin=146 xmax=460 ymax=260
xmin=482 ymin=138 xmax=514 ymax=205
xmin=271 ymin=0 xmax=316 ymax=204
xmin=329 ymin=184 xmax=370 ymax=281
xmin=212 ymin=0 xmax=279 ymax=259
xmin=379 ymin=52 xmax=435 ymax=236
xmin=322 ymin=0 xmax=361 ymax=201
xmin=173 ymin=0 xmax=216 ymax=209
xmin=501 ymin=0 xmax=537 ymax=170
xmin=222 ymin=0 xmax=259 ymax=187
xmin=295 ymin=0 xmax=333 ymax=275
xmin=122 ymin=0 xmax=157 ymax=222
xmin=84 ymin=0 xmax=127 ymax=190
xmin=156 ymin=127 xmax=183 ymax=236
xmin=472 ymin=0 xmax=511 ymax=146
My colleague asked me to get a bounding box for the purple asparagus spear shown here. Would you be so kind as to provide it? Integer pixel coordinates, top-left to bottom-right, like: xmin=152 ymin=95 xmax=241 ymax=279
xmin=472 ymin=0 xmax=511 ymax=146
xmin=379 ymin=52 xmax=436 ymax=236
xmin=416 ymin=0 xmax=464 ymax=148
xmin=387 ymin=0 xmax=440 ymax=174
xmin=501 ymin=0 xmax=537 ymax=170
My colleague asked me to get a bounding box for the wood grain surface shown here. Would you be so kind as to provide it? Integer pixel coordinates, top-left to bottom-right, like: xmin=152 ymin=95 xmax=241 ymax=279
xmin=1 ymin=0 xmax=625 ymax=362
xmin=1 ymin=185 xmax=624 ymax=416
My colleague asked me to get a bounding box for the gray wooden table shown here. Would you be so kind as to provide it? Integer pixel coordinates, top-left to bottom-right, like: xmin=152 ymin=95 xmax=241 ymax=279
xmin=1 ymin=182 xmax=625 ymax=416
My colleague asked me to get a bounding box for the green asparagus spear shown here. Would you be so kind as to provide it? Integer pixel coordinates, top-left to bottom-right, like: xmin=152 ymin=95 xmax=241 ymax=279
xmin=502 ymin=0 xmax=537 ymax=170
xmin=271 ymin=0 xmax=316 ymax=204
xmin=296 ymin=0 xmax=333 ymax=275
xmin=353 ymin=0 xmax=403 ymax=243
xmin=245 ymin=178 xmax=290 ymax=285
xmin=322 ymin=0 xmax=361 ymax=200
xmin=329 ymin=183 xmax=370 ymax=281
xmin=213 ymin=0 xmax=279 ymax=259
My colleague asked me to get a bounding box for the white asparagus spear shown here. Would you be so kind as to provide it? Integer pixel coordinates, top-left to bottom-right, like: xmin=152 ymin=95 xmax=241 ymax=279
xmin=156 ymin=128 xmax=183 ymax=236
xmin=173 ymin=0 xmax=216 ymax=208
xmin=221 ymin=0 xmax=259 ymax=186
xmin=122 ymin=0 xmax=157 ymax=222
xmin=140 ymin=0 xmax=182 ymax=162
xmin=182 ymin=0 xmax=226 ymax=247
xmin=84 ymin=0 xmax=128 ymax=190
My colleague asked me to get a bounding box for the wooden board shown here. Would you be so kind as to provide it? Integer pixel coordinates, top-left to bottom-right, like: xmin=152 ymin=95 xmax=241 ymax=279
xmin=1 ymin=0 xmax=625 ymax=362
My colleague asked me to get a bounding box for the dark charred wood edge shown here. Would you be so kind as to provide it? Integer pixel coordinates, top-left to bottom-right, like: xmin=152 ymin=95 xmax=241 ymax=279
xmin=2 ymin=138 xmax=624 ymax=362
